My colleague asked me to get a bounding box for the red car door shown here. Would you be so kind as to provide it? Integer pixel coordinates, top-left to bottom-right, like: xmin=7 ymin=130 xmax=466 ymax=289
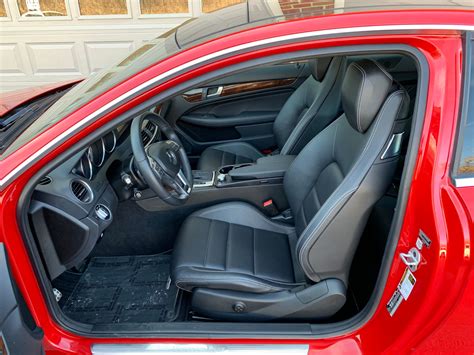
xmin=0 ymin=10 xmax=472 ymax=355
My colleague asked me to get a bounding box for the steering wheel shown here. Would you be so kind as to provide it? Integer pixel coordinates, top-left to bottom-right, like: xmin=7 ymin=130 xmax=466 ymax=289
xmin=131 ymin=113 xmax=193 ymax=206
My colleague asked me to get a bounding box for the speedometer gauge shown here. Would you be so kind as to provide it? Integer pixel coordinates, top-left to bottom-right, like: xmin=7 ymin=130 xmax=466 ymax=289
xmin=103 ymin=130 xmax=117 ymax=153
xmin=75 ymin=154 xmax=93 ymax=180
xmin=87 ymin=139 xmax=105 ymax=167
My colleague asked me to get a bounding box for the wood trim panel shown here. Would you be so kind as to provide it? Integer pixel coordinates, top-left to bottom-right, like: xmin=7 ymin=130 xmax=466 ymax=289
xmin=181 ymin=77 xmax=296 ymax=103
xmin=220 ymin=77 xmax=296 ymax=97
xmin=182 ymin=91 xmax=203 ymax=103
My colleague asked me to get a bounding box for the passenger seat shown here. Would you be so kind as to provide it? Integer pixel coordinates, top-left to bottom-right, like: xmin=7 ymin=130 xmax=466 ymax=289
xmin=197 ymin=56 xmax=347 ymax=171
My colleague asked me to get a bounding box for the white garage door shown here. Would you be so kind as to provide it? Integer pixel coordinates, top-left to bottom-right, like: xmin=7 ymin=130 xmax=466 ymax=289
xmin=0 ymin=0 xmax=247 ymax=93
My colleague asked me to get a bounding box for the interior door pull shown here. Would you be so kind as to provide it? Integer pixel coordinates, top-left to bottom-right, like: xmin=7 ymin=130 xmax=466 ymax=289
xmin=205 ymin=86 xmax=223 ymax=98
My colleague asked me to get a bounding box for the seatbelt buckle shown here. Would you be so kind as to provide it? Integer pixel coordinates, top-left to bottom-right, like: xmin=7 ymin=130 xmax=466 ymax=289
xmin=262 ymin=199 xmax=279 ymax=216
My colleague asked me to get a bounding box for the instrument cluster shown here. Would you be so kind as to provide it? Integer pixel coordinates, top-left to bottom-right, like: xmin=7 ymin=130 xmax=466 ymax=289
xmin=73 ymin=130 xmax=117 ymax=180
xmin=72 ymin=119 xmax=159 ymax=181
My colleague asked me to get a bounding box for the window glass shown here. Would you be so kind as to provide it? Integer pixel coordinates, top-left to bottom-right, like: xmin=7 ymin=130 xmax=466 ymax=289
xmin=140 ymin=0 xmax=188 ymax=14
xmin=202 ymin=0 xmax=244 ymax=13
xmin=17 ymin=0 xmax=67 ymax=17
xmin=78 ymin=0 xmax=127 ymax=16
xmin=455 ymin=38 xmax=474 ymax=179
xmin=4 ymin=1 xmax=474 ymax=159
xmin=0 ymin=1 xmax=7 ymax=17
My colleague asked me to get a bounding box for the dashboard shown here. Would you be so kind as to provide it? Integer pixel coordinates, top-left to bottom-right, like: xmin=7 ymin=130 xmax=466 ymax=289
xmin=72 ymin=120 xmax=159 ymax=181
xmin=28 ymin=117 xmax=160 ymax=279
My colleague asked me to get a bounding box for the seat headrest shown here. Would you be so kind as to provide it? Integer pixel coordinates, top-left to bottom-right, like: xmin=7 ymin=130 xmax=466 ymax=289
xmin=309 ymin=57 xmax=333 ymax=81
xmin=342 ymin=59 xmax=393 ymax=133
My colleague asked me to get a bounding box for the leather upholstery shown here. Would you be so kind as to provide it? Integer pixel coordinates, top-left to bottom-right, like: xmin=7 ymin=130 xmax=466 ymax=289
xmin=172 ymin=59 xmax=410 ymax=318
xmin=341 ymin=59 xmax=393 ymax=133
xmin=197 ymin=142 xmax=263 ymax=171
xmin=309 ymin=56 xmax=333 ymax=81
xmin=197 ymin=56 xmax=346 ymax=170
xmin=172 ymin=202 xmax=305 ymax=293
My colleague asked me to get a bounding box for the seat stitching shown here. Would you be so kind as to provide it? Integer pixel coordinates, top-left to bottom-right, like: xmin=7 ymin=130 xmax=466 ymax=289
xmin=301 ymin=91 xmax=404 ymax=244
xmin=300 ymin=204 xmax=307 ymax=229
xmin=282 ymin=58 xmax=343 ymax=155
xmin=352 ymin=62 xmax=367 ymax=132
xmin=332 ymin=120 xmax=339 ymax=159
xmin=357 ymin=91 xmax=404 ymax=158
xmin=203 ymin=219 xmax=212 ymax=268
xmin=175 ymin=267 xmax=306 ymax=288
xmin=297 ymin=91 xmax=405 ymax=276
xmin=298 ymin=188 xmax=357 ymax=274
xmin=372 ymin=60 xmax=393 ymax=82
xmin=313 ymin=185 xmax=321 ymax=210
xmin=252 ymin=228 xmax=256 ymax=276
xmin=224 ymin=221 xmax=230 ymax=271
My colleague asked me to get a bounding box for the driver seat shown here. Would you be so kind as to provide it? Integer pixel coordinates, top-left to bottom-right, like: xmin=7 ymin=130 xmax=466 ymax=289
xmin=172 ymin=59 xmax=410 ymax=321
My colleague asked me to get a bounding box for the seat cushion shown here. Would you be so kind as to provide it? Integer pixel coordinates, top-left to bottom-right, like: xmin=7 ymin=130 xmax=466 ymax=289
xmin=197 ymin=142 xmax=264 ymax=171
xmin=172 ymin=202 xmax=304 ymax=293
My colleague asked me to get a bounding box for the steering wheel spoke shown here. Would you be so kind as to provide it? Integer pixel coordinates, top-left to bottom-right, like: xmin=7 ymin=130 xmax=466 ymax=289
xmin=163 ymin=170 xmax=191 ymax=198
xmin=176 ymin=169 xmax=192 ymax=195
xmin=131 ymin=113 xmax=193 ymax=206
xmin=148 ymin=157 xmax=163 ymax=178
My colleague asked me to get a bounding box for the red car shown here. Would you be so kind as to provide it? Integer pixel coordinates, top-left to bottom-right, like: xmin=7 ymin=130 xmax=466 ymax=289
xmin=0 ymin=2 xmax=473 ymax=354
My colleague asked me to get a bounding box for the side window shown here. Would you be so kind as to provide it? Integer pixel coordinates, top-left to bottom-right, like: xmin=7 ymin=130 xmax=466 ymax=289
xmin=453 ymin=34 xmax=474 ymax=186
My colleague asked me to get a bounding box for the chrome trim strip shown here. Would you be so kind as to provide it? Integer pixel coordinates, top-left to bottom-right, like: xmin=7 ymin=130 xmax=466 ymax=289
xmin=194 ymin=171 xmax=216 ymax=188
xmin=381 ymin=132 xmax=404 ymax=159
xmin=91 ymin=343 xmax=309 ymax=354
xmin=1 ymin=24 xmax=473 ymax=189
xmin=70 ymin=179 xmax=94 ymax=203
xmin=454 ymin=177 xmax=474 ymax=188
xmin=104 ymin=130 xmax=117 ymax=153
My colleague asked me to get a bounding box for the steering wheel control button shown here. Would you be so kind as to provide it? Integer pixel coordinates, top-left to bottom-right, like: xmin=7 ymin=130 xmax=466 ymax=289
xmin=94 ymin=204 xmax=111 ymax=221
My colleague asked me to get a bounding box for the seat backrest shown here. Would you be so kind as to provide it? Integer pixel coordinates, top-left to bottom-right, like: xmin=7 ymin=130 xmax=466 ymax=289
xmin=284 ymin=59 xmax=410 ymax=285
xmin=273 ymin=56 xmax=346 ymax=155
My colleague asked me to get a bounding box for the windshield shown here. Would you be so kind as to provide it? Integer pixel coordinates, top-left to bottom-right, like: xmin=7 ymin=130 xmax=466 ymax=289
xmin=3 ymin=0 xmax=472 ymax=158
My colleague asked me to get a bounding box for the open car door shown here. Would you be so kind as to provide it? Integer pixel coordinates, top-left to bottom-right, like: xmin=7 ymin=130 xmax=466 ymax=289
xmin=0 ymin=244 xmax=44 ymax=355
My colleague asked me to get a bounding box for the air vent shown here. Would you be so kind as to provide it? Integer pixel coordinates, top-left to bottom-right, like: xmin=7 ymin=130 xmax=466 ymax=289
xmin=141 ymin=121 xmax=158 ymax=146
xmin=70 ymin=180 xmax=93 ymax=203
xmin=38 ymin=176 xmax=52 ymax=185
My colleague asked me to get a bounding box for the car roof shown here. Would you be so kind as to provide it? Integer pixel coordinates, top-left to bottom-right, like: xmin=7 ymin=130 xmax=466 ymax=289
xmin=173 ymin=0 xmax=473 ymax=49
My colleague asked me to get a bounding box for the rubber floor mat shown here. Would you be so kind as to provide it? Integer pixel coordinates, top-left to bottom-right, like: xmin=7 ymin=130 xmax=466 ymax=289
xmin=62 ymin=254 xmax=180 ymax=324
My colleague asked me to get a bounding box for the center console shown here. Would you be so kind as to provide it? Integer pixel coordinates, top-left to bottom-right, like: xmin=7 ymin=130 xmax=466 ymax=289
xmin=136 ymin=155 xmax=296 ymax=212
xmin=213 ymin=155 xmax=295 ymax=187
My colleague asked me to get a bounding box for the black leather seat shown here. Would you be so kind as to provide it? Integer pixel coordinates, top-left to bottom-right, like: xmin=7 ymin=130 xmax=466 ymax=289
xmin=172 ymin=59 xmax=410 ymax=321
xmin=197 ymin=56 xmax=346 ymax=171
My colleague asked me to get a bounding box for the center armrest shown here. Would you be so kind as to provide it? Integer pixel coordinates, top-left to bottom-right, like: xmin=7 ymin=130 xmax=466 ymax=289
xmin=228 ymin=155 xmax=296 ymax=180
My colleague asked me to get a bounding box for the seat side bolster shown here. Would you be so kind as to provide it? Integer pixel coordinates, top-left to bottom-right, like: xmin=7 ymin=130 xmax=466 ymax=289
xmin=281 ymin=57 xmax=345 ymax=155
xmin=296 ymin=91 xmax=406 ymax=284
xmin=191 ymin=201 xmax=296 ymax=235
xmin=174 ymin=266 xmax=304 ymax=293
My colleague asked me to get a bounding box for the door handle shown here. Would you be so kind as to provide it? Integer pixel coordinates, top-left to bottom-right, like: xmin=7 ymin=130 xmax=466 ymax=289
xmin=205 ymin=86 xmax=223 ymax=98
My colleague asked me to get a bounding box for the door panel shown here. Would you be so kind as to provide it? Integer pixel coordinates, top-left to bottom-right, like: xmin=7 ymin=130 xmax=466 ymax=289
xmin=0 ymin=244 xmax=44 ymax=354
xmin=167 ymin=62 xmax=309 ymax=160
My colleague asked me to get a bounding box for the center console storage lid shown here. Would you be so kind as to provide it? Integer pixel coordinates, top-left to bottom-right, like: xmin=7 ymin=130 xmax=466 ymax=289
xmin=228 ymin=155 xmax=295 ymax=180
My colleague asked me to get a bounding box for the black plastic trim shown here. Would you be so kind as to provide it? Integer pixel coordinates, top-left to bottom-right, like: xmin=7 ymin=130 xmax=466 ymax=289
xmin=451 ymin=32 xmax=474 ymax=185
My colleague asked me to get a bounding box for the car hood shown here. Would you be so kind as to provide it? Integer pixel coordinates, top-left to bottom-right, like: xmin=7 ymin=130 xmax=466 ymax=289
xmin=0 ymin=80 xmax=82 ymax=117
